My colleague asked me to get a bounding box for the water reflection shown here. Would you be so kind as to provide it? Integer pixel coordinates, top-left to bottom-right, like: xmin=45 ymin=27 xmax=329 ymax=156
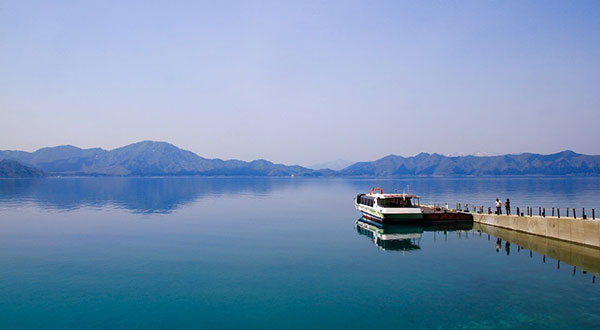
xmin=475 ymin=222 xmax=600 ymax=278
xmin=355 ymin=217 xmax=474 ymax=252
xmin=2 ymin=177 xmax=598 ymax=215
xmin=0 ymin=177 xmax=305 ymax=213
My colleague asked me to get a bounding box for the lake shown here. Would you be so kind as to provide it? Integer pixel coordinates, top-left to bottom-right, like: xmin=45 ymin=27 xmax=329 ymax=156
xmin=0 ymin=177 xmax=599 ymax=329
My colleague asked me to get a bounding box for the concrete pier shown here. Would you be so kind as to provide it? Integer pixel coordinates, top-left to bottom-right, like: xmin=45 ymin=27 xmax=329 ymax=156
xmin=472 ymin=213 xmax=600 ymax=249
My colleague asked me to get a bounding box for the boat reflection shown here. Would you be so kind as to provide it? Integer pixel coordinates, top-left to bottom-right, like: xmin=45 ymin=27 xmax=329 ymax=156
xmin=356 ymin=218 xmax=423 ymax=251
xmin=355 ymin=217 xmax=473 ymax=252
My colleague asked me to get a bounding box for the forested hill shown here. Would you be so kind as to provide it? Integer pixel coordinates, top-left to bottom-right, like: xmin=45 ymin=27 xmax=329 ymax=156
xmin=0 ymin=159 xmax=45 ymax=177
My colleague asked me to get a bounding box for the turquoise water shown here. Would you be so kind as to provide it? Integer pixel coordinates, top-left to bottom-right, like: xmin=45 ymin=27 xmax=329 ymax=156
xmin=0 ymin=177 xmax=599 ymax=329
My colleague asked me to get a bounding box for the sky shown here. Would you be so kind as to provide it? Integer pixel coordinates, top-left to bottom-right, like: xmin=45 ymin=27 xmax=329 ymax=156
xmin=1 ymin=0 xmax=599 ymax=166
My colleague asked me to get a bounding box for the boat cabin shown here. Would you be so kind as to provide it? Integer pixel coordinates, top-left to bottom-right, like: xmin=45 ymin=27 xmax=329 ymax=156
xmin=356 ymin=193 xmax=420 ymax=208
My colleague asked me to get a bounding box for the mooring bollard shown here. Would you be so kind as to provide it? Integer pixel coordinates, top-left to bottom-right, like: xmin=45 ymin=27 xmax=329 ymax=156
xmin=573 ymin=208 xmax=576 ymax=219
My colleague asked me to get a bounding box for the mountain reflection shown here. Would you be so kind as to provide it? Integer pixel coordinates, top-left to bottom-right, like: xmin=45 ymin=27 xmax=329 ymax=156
xmin=0 ymin=177 xmax=302 ymax=213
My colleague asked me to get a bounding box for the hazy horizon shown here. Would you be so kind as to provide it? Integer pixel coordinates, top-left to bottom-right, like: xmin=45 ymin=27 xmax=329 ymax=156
xmin=2 ymin=1 xmax=599 ymax=165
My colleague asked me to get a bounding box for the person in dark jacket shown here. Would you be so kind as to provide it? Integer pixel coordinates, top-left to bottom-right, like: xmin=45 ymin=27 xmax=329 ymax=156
xmin=505 ymin=198 xmax=511 ymax=215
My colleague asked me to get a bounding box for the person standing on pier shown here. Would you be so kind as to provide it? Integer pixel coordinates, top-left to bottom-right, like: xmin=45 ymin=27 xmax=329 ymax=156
xmin=505 ymin=198 xmax=511 ymax=215
xmin=495 ymin=198 xmax=502 ymax=215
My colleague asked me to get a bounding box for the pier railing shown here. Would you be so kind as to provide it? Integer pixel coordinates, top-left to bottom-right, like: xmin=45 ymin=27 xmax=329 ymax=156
xmin=449 ymin=203 xmax=596 ymax=220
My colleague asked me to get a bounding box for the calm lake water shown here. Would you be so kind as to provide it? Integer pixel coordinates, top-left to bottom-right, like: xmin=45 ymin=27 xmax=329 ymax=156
xmin=0 ymin=177 xmax=599 ymax=329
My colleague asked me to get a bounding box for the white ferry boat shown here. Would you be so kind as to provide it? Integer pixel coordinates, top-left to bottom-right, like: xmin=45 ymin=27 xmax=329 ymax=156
xmin=355 ymin=188 xmax=423 ymax=223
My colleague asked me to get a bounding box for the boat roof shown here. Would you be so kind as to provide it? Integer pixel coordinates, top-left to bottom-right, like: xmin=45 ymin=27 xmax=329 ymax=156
xmin=362 ymin=188 xmax=418 ymax=199
xmin=366 ymin=193 xmax=419 ymax=199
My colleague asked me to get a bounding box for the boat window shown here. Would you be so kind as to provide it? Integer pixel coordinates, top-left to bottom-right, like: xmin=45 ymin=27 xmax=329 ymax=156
xmin=378 ymin=198 xmax=413 ymax=208
xmin=358 ymin=195 xmax=374 ymax=207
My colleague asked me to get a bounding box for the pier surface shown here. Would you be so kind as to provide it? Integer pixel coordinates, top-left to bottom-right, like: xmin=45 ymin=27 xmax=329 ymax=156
xmin=473 ymin=213 xmax=600 ymax=249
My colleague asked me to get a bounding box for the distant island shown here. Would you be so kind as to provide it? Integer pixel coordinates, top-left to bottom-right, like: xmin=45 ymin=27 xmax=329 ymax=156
xmin=1 ymin=141 xmax=599 ymax=177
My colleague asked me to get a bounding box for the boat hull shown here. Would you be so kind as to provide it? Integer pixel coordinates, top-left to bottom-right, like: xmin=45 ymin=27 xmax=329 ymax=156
xmin=356 ymin=204 xmax=423 ymax=223
xmin=360 ymin=212 xmax=423 ymax=223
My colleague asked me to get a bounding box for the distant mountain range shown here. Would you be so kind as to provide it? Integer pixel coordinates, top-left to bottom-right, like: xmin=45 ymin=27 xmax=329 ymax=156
xmin=1 ymin=141 xmax=599 ymax=177
xmin=340 ymin=151 xmax=600 ymax=176
xmin=0 ymin=141 xmax=334 ymax=177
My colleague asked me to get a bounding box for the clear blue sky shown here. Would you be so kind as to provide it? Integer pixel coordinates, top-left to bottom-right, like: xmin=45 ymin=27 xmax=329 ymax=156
xmin=1 ymin=0 xmax=599 ymax=165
